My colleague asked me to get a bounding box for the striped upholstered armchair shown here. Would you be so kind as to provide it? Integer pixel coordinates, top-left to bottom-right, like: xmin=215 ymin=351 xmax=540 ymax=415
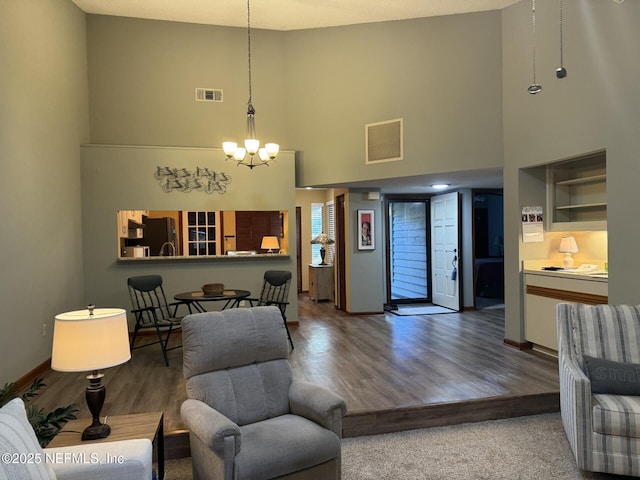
xmin=557 ymin=303 xmax=640 ymax=476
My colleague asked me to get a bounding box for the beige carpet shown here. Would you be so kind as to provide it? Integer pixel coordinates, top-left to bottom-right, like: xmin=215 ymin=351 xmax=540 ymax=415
xmin=165 ymin=413 xmax=633 ymax=479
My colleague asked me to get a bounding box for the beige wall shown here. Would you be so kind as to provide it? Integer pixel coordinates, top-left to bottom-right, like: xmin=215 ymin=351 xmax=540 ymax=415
xmin=286 ymin=12 xmax=504 ymax=188
xmin=0 ymin=0 xmax=89 ymax=383
xmin=86 ymin=15 xmax=289 ymax=149
xmin=347 ymin=190 xmax=385 ymax=312
xmin=81 ymin=145 xmax=298 ymax=327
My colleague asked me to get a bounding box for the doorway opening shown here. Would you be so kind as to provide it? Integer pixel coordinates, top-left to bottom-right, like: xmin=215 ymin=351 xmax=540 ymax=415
xmin=472 ymin=190 xmax=504 ymax=310
xmin=384 ymin=195 xmax=430 ymax=308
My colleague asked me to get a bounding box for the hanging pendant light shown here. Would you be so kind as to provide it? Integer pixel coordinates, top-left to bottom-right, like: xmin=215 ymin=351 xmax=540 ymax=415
xmin=223 ymin=0 xmax=279 ymax=168
xmin=528 ymin=0 xmax=542 ymax=94
xmin=555 ymin=0 xmax=567 ymax=78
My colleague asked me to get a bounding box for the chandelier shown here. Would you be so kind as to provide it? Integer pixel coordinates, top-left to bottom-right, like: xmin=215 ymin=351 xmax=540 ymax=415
xmin=223 ymin=0 xmax=279 ymax=168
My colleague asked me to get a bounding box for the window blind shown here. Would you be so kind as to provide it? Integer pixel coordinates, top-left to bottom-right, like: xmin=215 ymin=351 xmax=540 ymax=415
xmin=311 ymin=203 xmax=323 ymax=264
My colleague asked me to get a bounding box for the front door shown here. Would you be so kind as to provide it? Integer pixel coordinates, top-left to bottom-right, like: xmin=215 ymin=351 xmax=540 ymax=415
xmin=430 ymin=192 xmax=461 ymax=311
xmin=385 ymin=197 xmax=430 ymax=305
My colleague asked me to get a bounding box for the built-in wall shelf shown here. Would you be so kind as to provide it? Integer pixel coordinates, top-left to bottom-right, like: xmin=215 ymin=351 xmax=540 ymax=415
xmin=547 ymin=151 xmax=606 ymax=231
xmin=554 ymin=174 xmax=606 ymax=187
xmin=555 ymin=202 xmax=607 ymax=210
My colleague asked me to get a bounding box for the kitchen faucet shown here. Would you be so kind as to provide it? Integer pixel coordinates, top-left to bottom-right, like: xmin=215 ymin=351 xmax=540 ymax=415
xmin=159 ymin=241 xmax=176 ymax=256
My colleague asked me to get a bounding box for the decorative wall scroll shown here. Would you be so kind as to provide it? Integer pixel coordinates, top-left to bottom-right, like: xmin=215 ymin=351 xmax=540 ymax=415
xmin=153 ymin=166 xmax=232 ymax=194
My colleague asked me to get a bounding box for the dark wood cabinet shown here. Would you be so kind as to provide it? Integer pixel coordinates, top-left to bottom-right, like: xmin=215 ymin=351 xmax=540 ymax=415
xmin=235 ymin=211 xmax=281 ymax=251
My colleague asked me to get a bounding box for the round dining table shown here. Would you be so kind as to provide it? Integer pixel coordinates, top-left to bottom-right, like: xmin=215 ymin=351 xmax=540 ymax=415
xmin=174 ymin=289 xmax=252 ymax=313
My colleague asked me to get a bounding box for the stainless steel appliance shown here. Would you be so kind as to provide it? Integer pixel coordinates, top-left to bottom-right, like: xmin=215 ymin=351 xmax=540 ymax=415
xmin=144 ymin=217 xmax=178 ymax=256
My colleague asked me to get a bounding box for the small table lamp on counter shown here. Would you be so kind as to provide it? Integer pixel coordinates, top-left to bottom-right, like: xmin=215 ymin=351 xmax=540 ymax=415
xmin=261 ymin=236 xmax=280 ymax=253
xmin=51 ymin=305 xmax=131 ymax=440
xmin=559 ymin=235 xmax=579 ymax=268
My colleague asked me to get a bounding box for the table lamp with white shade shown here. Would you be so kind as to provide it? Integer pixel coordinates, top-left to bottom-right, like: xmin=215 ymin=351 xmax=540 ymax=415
xmin=51 ymin=305 xmax=131 ymax=440
xmin=261 ymin=236 xmax=280 ymax=253
xmin=559 ymin=236 xmax=579 ymax=268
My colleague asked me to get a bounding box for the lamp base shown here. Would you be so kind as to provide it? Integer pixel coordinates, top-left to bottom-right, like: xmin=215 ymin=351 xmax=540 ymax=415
xmin=82 ymin=421 xmax=111 ymax=441
xmin=563 ymin=253 xmax=574 ymax=268
xmin=83 ymin=371 xmax=111 ymax=441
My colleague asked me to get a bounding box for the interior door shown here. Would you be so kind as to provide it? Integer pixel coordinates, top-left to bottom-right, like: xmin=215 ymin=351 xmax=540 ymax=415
xmin=296 ymin=207 xmax=302 ymax=293
xmin=430 ymin=192 xmax=461 ymax=311
xmin=336 ymin=194 xmax=346 ymax=311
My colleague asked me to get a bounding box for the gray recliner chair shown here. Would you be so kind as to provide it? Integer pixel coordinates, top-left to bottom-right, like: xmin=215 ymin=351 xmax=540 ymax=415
xmin=181 ymin=306 xmax=346 ymax=480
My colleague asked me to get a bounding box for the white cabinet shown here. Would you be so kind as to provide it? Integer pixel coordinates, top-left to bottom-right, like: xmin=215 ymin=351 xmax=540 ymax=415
xmin=524 ymin=271 xmax=607 ymax=352
xmin=117 ymin=210 xmax=146 ymax=238
xmin=547 ymin=152 xmax=606 ymax=231
xmin=118 ymin=211 xmax=128 ymax=238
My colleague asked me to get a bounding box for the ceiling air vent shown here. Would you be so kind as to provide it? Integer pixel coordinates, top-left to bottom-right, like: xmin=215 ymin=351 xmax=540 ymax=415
xmin=195 ymin=88 xmax=223 ymax=102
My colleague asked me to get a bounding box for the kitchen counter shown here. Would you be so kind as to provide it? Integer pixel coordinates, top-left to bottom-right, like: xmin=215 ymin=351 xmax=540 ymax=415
xmin=522 ymin=268 xmax=608 ymax=282
xmin=117 ymin=253 xmax=289 ymax=264
xmin=523 ymin=260 xmax=608 ymax=354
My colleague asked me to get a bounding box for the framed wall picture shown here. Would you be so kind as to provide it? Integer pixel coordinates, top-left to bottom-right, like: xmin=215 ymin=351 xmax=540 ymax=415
xmin=357 ymin=209 xmax=375 ymax=250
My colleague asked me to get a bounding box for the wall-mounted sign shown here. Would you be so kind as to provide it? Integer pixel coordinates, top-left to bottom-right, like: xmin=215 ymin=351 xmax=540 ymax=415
xmin=521 ymin=205 xmax=544 ymax=243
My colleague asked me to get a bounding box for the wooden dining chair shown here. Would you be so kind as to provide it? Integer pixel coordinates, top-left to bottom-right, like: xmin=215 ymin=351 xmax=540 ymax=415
xmin=247 ymin=270 xmax=294 ymax=349
xmin=127 ymin=275 xmax=188 ymax=366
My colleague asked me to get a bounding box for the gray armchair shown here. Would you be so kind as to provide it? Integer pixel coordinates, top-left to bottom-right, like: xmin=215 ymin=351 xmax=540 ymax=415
xmin=557 ymin=302 xmax=640 ymax=476
xmin=181 ymin=306 xmax=346 ymax=480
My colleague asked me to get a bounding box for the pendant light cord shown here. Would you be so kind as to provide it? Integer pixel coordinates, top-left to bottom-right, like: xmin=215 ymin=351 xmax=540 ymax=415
xmin=555 ymin=0 xmax=568 ymax=78
xmin=223 ymin=0 xmax=279 ymax=166
xmin=527 ymin=0 xmax=541 ymax=93
xmin=559 ymin=0 xmax=564 ymax=68
xmin=247 ymin=0 xmax=253 ymax=112
xmin=531 ymin=0 xmax=537 ymax=85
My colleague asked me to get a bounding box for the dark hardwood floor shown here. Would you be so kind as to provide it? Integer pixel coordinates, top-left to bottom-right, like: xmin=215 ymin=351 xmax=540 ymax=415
xmin=294 ymin=296 xmax=559 ymax=436
xmin=34 ymin=294 xmax=559 ymax=457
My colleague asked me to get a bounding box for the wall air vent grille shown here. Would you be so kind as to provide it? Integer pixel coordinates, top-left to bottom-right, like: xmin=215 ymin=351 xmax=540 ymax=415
xmin=365 ymin=118 xmax=403 ymax=164
xmin=195 ymin=88 xmax=223 ymax=102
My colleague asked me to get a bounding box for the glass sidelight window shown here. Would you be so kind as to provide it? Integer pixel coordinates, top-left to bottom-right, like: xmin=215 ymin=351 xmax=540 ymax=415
xmin=388 ymin=200 xmax=429 ymax=304
xmin=311 ymin=203 xmax=323 ymax=264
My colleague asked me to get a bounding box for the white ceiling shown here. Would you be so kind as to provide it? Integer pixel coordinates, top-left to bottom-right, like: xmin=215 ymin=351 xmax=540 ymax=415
xmin=71 ymin=0 xmax=508 ymax=193
xmin=71 ymin=0 xmax=521 ymax=31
